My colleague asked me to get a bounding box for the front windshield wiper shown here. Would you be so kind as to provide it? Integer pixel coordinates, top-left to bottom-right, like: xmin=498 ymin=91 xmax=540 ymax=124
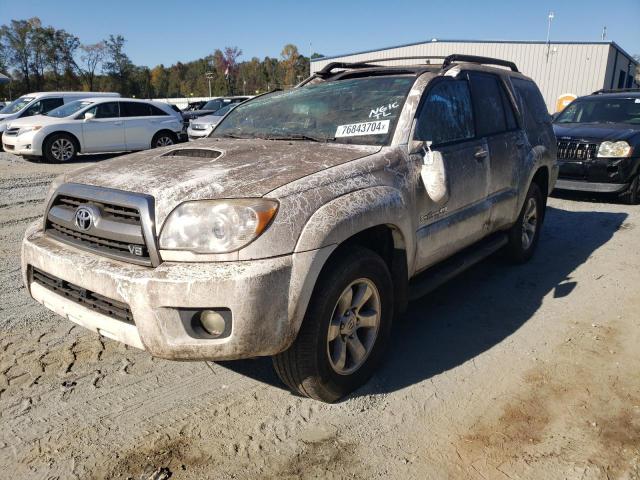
xmin=263 ymin=133 xmax=336 ymax=143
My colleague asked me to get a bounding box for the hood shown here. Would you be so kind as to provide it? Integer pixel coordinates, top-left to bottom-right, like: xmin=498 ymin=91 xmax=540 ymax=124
xmin=4 ymin=114 xmax=62 ymax=129
xmin=63 ymin=138 xmax=380 ymax=225
xmin=191 ymin=113 xmax=223 ymax=125
xmin=553 ymin=123 xmax=640 ymax=144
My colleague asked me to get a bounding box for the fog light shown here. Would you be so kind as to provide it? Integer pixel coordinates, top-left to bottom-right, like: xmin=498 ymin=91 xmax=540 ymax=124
xmin=199 ymin=310 xmax=226 ymax=337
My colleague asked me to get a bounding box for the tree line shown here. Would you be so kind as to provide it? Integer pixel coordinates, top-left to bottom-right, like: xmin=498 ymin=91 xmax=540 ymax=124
xmin=0 ymin=17 xmax=321 ymax=101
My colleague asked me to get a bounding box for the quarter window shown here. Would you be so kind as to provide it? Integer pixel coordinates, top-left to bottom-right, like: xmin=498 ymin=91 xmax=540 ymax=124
xmin=149 ymin=104 xmax=169 ymax=116
xmin=414 ymin=80 xmax=475 ymax=145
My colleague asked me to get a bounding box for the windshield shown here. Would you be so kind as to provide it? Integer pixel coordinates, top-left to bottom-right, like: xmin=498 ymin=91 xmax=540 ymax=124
xmin=555 ymin=97 xmax=640 ymax=125
xmin=45 ymin=100 xmax=94 ymax=118
xmin=213 ymin=76 xmax=415 ymax=145
xmin=203 ymin=99 xmax=229 ymax=111
xmin=0 ymin=97 xmax=34 ymax=115
xmin=214 ymin=103 xmax=237 ymax=116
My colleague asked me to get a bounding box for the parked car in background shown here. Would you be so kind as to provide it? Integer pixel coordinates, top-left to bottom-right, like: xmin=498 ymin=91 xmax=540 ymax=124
xmin=187 ymin=102 xmax=239 ymax=140
xmin=184 ymin=101 xmax=207 ymax=112
xmin=0 ymin=92 xmax=120 ymax=145
xmin=182 ymin=96 xmax=251 ymax=121
xmin=553 ymin=88 xmax=640 ymax=204
xmin=21 ymin=55 xmax=556 ymax=402
xmin=2 ymin=98 xmax=183 ymax=162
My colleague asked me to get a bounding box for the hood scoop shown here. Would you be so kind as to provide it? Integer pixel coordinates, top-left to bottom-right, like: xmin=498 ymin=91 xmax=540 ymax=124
xmin=162 ymin=148 xmax=223 ymax=159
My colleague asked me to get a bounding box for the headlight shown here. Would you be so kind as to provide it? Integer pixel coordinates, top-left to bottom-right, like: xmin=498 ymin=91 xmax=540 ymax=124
xmin=159 ymin=199 xmax=278 ymax=253
xmin=597 ymin=141 xmax=632 ymax=158
xmin=19 ymin=126 xmax=42 ymax=135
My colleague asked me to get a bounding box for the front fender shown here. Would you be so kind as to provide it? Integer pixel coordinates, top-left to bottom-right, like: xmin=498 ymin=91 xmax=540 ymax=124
xmin=295 ymin=186 xmax=414 ymax=268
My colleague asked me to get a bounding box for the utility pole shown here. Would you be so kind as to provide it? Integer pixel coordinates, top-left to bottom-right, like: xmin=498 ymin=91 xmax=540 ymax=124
xmin=547 ymin=10 xmax=555 ymax=62
xmin=546 ymin=11 xmax=555 ymax=62
xmin=601 ymin=26 xmax=607 ymax=41
xmin=205 ymin=71 xmax=214 ymax=98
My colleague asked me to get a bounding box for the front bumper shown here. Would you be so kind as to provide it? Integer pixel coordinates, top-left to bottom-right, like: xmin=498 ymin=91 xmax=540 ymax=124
xmin=187 ymin=125 xmax=213 ymax=140
xmin=557 ymin=156 xmax=639 ymax=191
xmin=22 ymin=223 xmax=331 ymax=360
xmin=2 ymin=130 xmax=42 ymax=156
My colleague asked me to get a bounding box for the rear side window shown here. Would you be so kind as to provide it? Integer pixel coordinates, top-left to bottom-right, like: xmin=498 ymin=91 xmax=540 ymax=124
xmin=469 ymin=73 xmax=508 ymax=136
xmin=120 ymin=102 xmax=151 ymax=117
xmin=149 ymin=105 xmax=169 ymax=116
xmin=511 ymin=78 xmax=550 ymax=128
xmin=414 ymin=79 xmax=475 ymax=145
xmin=41 ymin=98 xmax=64 ymax=113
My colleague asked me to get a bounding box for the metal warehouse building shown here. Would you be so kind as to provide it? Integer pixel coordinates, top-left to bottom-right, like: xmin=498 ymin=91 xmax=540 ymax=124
xmin=310 ymin=39 xmax=638 ymax=111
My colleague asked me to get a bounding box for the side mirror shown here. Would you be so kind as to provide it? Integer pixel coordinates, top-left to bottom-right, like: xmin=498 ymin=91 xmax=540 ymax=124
xmin=84 ymin=112 xmax=96 ymax=121
xmin=420 ymin=145 xmax=449 ymax=204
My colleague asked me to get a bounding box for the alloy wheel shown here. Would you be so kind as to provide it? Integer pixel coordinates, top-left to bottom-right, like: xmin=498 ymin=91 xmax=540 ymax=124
xmin=327 ymin=278 xmax=381 ymax=375
xmin=521 ymin=197 xmax=538 ymax=250
xmin=51 ymin=138 xmax=74 ymax=162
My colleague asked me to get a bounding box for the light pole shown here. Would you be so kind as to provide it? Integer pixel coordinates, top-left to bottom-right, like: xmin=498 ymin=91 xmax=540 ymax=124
xmin=546 ymin=11 xmax=555 ymax=62
xmin=205 ymin=72 xmax=214 ymax=98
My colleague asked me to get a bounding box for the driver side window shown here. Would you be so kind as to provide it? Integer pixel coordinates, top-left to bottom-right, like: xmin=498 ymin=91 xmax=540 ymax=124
xmin=414 ymin=80 xmax=475 ymax=146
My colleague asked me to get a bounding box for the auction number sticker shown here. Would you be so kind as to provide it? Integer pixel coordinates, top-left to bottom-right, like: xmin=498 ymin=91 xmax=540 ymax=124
xmin=335 ymin=120 xmax=390 ymax=138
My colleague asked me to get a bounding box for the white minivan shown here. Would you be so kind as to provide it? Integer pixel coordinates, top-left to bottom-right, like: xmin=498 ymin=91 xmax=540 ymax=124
xmin=0 ymin=91 xmax=119 ymax=141
xmin=2 ymin=97 xmax=184 ymax=162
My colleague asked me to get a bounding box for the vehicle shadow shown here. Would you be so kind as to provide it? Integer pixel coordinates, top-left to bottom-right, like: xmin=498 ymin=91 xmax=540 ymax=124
xmin=551 ymin=188 xmax=628 ymax=205
xmin=24 ymin=152 xmax=129 ymax=164
xmin=216 ymin=206 xmax=627 ymax=399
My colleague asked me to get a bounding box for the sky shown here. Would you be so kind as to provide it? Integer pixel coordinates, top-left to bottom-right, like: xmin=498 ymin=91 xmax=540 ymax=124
xmin=2 ymin=0 xmax=639 ymax=67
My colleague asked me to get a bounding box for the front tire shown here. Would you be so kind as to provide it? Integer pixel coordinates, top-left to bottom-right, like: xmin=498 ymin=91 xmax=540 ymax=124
xmin=43 ymin=133 xmax=77 ymax=163
xmin=619 ymin=175 xmax=639 ymax=205
xmin=273 ymin=246 xmax=394 ymax=402
xmin=151 ymin=131 xmax=176 ymax=149
xmin=505 ymin=182 xmax=544 ymax=263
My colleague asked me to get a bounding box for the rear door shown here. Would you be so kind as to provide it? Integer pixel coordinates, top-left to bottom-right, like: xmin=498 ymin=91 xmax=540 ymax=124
xmin=468 ymin=72 xmax=522 ymax=229
xmin=412 ymin=77 xmax=491 ymax=270
xmin=120 ymin=102 xmax=154 ymax=149
xmin=80 ymin=101 xmax=125 ymax=152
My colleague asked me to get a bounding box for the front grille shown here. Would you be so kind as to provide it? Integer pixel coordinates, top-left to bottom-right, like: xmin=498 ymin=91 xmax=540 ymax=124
xmin=45 ymin=193 xmax=153 ymax=266
xmin=557 ymin=139 xmax=598 ymax=161
xmin=31 ymin=267 xmax=134 ymax=324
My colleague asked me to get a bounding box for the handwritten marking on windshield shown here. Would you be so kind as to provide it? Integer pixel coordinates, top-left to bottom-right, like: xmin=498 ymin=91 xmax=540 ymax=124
xmin=369 ymin=102 xmax=400 ymax=120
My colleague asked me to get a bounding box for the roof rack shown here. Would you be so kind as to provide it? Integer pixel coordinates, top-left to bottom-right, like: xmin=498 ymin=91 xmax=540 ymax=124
xmin=442 ymin=54 xmax=519 ymax=72
xmin=314 ymin=54 xmax=519 ymax=79
xmin=592 ymin=88 xmax=640 ymax=95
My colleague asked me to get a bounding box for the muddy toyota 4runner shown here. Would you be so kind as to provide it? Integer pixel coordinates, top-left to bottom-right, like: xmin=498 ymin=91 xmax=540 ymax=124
xmin=22 ymin=55 xmax=557 ymax=402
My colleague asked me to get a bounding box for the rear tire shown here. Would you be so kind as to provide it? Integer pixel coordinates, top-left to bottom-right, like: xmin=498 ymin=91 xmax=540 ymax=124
xmin=151 ymin=131 xmax=176 ymax=149
xmin=505 ymin=182 xmax=544 ymax=263
xmin=619 ymin=175 xmax=639 ymax=205
xmin=43 ymin=133 xmax=77 ymax=163
xmin=273 ymin=246 xmax=394 ymax=402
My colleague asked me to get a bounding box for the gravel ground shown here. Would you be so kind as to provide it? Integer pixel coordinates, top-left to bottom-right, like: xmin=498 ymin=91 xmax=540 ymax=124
xmin=0 ymin=151 xmax=639 ymax=480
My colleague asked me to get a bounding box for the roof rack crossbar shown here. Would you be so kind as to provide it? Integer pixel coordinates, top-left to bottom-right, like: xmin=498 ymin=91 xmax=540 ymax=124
xmin=592 ymin=88 xmax=640 ymax=94
xmin=315 ymin=56 xmax=445 ymax=77
xmin=442 ymin=54 xmax=519 ymax=72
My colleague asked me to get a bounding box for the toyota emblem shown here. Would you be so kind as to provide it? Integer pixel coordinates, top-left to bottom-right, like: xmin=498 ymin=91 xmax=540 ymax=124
xmin=74 ymin=206 xmax=93 ymax=231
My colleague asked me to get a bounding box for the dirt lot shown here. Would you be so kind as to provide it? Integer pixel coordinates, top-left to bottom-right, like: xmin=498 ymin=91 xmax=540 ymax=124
xmin=0 ymin=152 xmax=638 ymax=480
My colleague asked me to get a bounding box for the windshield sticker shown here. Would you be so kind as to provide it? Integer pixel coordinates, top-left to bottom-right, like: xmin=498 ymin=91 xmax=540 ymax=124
xmin=369 ymin=101 xmax=400 ymax=120
xmin=335 ymin=120 xmax=390 ymax=137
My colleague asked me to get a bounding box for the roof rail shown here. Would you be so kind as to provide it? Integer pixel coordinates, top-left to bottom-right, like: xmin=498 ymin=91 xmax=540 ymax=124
xmin=315 ymin=56 xmax=445 ymax=77
xmin=313 ymin=54 xmax=519 ymax=80
xmin=592 ymin=88 xmax=640 ymax=95
xmin=442 ymin=54 xmax=519 ymax=72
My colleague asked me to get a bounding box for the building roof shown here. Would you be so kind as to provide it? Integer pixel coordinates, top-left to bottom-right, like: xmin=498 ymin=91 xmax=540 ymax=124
xmin=311 ymin=39 xmax=638 ymax=66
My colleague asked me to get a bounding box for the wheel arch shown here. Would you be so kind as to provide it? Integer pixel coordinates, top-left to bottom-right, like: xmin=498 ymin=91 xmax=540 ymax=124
xmin=42 ymin=130 xmax=82 ymax=154
xmin=151 ymin=129 xmax=178 ymax=148
xmin=286 ymin=187 xmax=414 ymax=349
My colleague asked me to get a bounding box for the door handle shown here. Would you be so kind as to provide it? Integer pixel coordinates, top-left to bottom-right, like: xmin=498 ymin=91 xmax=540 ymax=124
xmin=113 ymin=121 xmax=123 ymax=125
xmin=474 ymin=149 xmax=488 ymax=161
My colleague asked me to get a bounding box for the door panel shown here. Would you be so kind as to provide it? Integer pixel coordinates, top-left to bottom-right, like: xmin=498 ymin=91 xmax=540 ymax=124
xmin=80 ymin=102 xmax=125 ymax=152
xmin=411 ymin=77 xmax=491 ymax=272
xmin=468 ymin=72 xmax=521 ymax=230
xmin=414 ymin=139 xmax=491 ymax=270
xmin=120 ymin=102 xmax=154 ymax=150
